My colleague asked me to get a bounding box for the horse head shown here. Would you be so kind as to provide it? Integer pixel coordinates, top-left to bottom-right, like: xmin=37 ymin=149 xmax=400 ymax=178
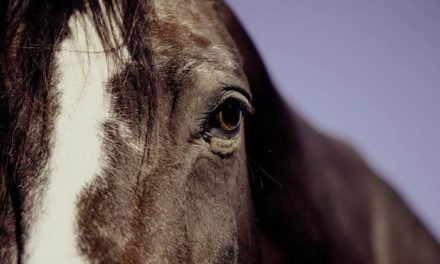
xmin=0 ymin=0 xmax=439 ymax=263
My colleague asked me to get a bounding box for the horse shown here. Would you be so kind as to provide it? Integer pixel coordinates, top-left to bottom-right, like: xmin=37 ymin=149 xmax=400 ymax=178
xmin=0 ymin=0 xmax=439 ymax=263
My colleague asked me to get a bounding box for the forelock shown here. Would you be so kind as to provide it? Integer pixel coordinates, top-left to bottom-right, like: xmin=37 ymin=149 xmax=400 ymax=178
xmin=0 ymin=0 xmax=157 ymax=218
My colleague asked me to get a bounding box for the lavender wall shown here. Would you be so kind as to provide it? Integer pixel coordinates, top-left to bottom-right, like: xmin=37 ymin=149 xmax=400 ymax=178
xmin=226 ymin=0 xmax=440 ymax=241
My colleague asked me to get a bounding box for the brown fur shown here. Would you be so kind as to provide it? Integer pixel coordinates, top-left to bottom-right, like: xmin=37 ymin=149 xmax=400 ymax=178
xmin=1 ymin=0 xmax=439 ymax=263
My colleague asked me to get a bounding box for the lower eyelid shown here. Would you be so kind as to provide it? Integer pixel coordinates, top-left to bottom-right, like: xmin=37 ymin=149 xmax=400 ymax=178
xmin=199 ymin=121 xmax=242 ymax=144
xmin=214 ymin=126 xmax=241 ymax=137
xmin=209 ymin=135 xmax=241 ymax=156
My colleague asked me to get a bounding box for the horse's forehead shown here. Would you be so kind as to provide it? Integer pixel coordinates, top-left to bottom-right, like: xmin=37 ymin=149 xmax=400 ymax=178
xmin=154 ymin=0 xmax=216 ymax=27
xmin=150 ymin=0 xmax=239 ymax=68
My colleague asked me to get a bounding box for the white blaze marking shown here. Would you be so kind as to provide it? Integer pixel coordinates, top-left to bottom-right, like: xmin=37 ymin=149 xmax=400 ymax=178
xmin=24 ymin=11 xmax=127 ymax=263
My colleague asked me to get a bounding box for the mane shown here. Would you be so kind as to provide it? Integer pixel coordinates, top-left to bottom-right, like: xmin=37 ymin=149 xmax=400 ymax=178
xmin=0 ymin=0 xmax=157 ymax=217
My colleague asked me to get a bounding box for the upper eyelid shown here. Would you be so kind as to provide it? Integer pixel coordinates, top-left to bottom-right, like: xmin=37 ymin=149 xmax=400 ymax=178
xmin=215 ymin=90 xmax=255 ymax=115
xmin=221 ymin=84 xmax=252 ymax=102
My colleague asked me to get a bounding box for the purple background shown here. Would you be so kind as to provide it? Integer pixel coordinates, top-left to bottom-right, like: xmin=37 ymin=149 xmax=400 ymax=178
xmin=226 ymin=0 xmax=440 ymax=241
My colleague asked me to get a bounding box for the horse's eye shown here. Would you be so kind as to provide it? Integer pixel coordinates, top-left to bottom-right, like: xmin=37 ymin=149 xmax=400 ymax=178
xmin=199 ymin=92 xmax=253 ymax=144
xmin=215 ymin=100 xmax=243 ymax=132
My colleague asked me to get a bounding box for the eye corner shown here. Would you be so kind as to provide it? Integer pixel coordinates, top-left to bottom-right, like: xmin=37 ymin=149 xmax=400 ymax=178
xmin=242 ymin=101 xmax=255 ymax=116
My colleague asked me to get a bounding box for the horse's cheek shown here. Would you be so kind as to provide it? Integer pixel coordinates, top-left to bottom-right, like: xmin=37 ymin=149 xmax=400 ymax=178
xmin=181 ymin=148 xmax=255 ymax=263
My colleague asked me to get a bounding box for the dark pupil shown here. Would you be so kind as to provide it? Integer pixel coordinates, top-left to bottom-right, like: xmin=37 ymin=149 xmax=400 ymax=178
xmin=221 ymin=102 xmax=242 ymax=128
